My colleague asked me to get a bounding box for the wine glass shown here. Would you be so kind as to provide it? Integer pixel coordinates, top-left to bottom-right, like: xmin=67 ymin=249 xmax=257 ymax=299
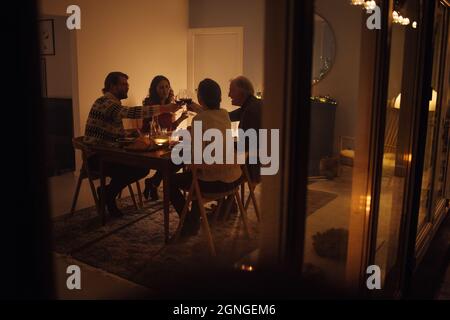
xmin=149 ymin=116 xmax=161 ymax=137
xmin=176 ymin=89 xmax=189 ymax=104
xmin=177 ymin=89 xmax=196 ymax=116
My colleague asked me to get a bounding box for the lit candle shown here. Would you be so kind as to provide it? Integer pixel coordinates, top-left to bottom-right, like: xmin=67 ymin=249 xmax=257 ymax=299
xmin=153 ymin=135 xmax=169 ymax=146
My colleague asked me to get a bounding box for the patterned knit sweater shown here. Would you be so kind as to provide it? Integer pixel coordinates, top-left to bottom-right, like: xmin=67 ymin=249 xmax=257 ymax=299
xmin=84 ymin=92 xmax=163 ymax=147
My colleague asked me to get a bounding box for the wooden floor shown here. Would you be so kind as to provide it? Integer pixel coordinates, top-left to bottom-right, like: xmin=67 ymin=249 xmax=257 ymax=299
xmin=49 ymin=171 xmax=157 ymax=299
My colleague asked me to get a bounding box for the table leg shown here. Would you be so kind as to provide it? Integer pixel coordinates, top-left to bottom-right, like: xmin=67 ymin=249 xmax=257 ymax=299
xmin=100 ymin=159 xmax=107 ymax=225
xmin=163 ymin=167 xmax=170 ymax=243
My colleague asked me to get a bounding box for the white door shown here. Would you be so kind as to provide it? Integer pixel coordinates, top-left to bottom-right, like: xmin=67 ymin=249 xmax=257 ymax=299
xmin=188 ymin=27 xmax=244 ymax=114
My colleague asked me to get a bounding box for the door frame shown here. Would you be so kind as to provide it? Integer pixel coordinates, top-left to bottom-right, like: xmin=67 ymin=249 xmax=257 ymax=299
xmin=258 ymin=0 xmax=313 ymax=274
xmin=187 ymin=27 xmax=244 ymax=95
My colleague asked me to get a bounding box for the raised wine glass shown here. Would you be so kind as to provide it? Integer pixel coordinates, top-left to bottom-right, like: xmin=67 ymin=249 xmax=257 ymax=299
xmin=177 ymin=89 xmax=196 ymax=116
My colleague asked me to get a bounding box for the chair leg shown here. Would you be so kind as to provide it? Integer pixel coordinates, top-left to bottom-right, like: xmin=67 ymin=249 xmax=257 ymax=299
xmin=86 ymin=174 xmax=100 ymax=214
xmin=244 ymin=192 xmax=251 ymax=210
xmin=135 ymin=180 xmax=144 ymax=208
xmin=173 ymin=184 xmax=195 ymax=242
xmin=198 ymin=202 xmax=216 ymax=256
xmin=210 ymin=199 xmax=223 ymax=224
xmin=245 ymin=183 xmax=260 ymax=222
xmin=222 ymin=196 xmax=234 ymax=221
xmin=69 ymin=172 xmax=83 ymax=216
xmin=234 ymin=190 xmax=250 ymax=238
xmin=128 ymin=185 xmax=138 ymax=210
xmin=194 ymin=181 xmax=216 ymax=256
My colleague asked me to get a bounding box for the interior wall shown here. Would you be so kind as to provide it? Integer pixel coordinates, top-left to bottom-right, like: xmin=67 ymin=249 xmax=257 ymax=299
xmin=189 ymin=0 xmax=265 ymax=94
xmin=312 ymin=0 xmax=363 ymax=149
xmin=41 ymin=15 xmax=72 ymax=98
xmin=39 ymin=0 xmax=189 ymax=135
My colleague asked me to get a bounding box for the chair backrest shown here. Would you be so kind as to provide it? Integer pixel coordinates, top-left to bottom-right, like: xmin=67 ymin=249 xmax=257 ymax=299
xmin=72 ymin=136 xmax=88 ymax=150
xmin=72 ymin=136 xmax=96 ymax=161
xmin=72 ymin=136 xmax=102 ymax=178
xmin=187 ymin=162 xmax=246 ymax=201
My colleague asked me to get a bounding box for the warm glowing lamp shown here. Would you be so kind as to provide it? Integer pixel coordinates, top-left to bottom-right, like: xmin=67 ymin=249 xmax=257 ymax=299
xmin=429 ymin=90 xmax=437 ymax=112
xmin=393 ymin=93 xmax=401 ymax=109
xmin=393 ymin=90 xmax=437 ymax=111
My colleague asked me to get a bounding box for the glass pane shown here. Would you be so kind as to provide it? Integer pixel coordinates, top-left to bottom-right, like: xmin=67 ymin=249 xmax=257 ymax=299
xmin=44 ymin=0 xmax=267 ymax=297
xmin=431 ymin=4 xmax=449 ymax=218
xmin=375 ymin=0 xmax=420 ymax=286
xmin=304 ymin=0 xmax=366 ymax=284
xmin=375 ymin=23 xmax=406 ymax=283
xmin=418 ymin=3 xmax=445 ymax=230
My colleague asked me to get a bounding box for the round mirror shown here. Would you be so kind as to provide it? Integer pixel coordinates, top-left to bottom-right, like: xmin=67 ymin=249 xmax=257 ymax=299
xmin=312 ymin=14 xmax=336 ymax=85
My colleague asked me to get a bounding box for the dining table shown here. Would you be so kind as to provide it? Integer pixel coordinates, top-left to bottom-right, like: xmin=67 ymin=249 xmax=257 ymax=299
xmin=89 ymin=141 xmax=175 ymax=243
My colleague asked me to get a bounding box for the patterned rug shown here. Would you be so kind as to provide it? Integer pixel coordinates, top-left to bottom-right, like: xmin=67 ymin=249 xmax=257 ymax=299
xmin=306 ymin=189 xmax=338 ymax=216
xmin=52 ymin=187 xmax=338 ymax=291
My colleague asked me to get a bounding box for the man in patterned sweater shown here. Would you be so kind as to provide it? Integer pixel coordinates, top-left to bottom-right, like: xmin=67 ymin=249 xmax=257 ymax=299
xmin=84 ymin=71 xmax=180 ymax=217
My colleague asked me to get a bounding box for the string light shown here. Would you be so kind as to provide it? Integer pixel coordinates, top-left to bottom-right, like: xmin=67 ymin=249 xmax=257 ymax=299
xmin=364 ymin=0 xmax=377 ymax=11
xmin=350 ymin=1 xmax=417 ymax=29
xmin=392 ymin=1 xmax=415 ymax=27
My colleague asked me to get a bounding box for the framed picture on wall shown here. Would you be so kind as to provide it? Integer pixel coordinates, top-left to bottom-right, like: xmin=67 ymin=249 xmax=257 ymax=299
xmin=39 ymin=19 xmax=55 ymax=55
xmin=41 ymin=58 xmax=47 ymax=97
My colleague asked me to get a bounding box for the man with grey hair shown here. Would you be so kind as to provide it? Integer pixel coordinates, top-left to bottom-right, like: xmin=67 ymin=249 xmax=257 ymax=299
xmin=216 ymin=76 xmax=262 ymax=218
xmin=228 ymin=76 xmax=262 ymax=181
xmin=228 ymin=76 xmax=262 ymax=134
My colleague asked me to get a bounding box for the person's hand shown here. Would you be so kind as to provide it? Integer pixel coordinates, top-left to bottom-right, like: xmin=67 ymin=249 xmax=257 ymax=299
xmin=164 ymin=103 xmax=182 ymax=113
xmin=187 ymin=102 xmax=204 ymax=114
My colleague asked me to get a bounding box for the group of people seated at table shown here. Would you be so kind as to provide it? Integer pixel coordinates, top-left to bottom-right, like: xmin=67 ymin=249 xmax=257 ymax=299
xmin=83 ymin=71 xmax=262 ymax=237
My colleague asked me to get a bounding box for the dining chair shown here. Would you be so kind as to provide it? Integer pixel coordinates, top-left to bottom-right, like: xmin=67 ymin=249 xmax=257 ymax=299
xmin=218 ymin=166 xmax=260 ymax=223
xmin=69 ymin=137 xmax=142 ymax=218
xmin=172 ymin=163 xmax=250 ymax=256
xmin=240 ymin=165 xmax=260 ymax=222
xmin=117 ymin=181 xmax=143 ymax=209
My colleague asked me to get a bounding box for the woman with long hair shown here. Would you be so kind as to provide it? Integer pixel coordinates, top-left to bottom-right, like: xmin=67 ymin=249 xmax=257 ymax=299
xmin=142 ymin=75 xmax=188 ymax=200
xmin=142 ymin=75 xmax=188 ymax=133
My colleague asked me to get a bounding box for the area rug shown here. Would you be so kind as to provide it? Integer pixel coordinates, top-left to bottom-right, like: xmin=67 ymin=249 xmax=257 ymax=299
xmin=53 ymin=194 xmax=260 ymax=291
xmin=52 ymin=187 xmax=338 ymax=291
xmin=307 ymin=189 xmax=338 ymax=216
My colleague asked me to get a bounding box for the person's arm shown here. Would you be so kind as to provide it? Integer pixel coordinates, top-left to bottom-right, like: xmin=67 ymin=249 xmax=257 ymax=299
xmin=228 ymin=108 xmax=242 ymax=122
xmin=187 ymin=102 xmax=205 ymax=114
xmin=106 ymin=103 xmax=180 ymax=120
xmin=243 ymin=105 xmax=261 ymax=132
xmin=171 ymin=112 xmax=189 ymax=130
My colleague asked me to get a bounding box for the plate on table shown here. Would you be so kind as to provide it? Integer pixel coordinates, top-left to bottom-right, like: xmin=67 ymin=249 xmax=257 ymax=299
xmin=124 ymin=144 xmax=162 ymax=152
xmin=123 ymin=137 xmax=163 ymax=152
xmin=124 ymin=129 xmax=141 ymax=138
xmin=116 ymin=137 xmax=136 ymax=146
